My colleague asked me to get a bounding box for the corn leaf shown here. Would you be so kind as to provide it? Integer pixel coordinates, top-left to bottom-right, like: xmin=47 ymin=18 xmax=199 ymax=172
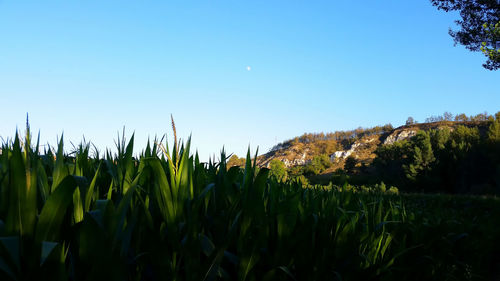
xmin=36 ymin=175 xmax=77 ymax=243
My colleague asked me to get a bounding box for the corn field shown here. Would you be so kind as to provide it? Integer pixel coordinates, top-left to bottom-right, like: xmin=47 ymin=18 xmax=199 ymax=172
xmin=0 ymin=127 xmax=498 ymax=281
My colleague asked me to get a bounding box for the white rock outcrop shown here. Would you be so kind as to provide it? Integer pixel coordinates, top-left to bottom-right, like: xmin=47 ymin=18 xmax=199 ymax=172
xmin=383 ymin=130 xmax=417 ymax=145
xmin=330 ymin=142 xmax=361 ymax=161
xmin=282 ymin=152 xmax=308 ymax=167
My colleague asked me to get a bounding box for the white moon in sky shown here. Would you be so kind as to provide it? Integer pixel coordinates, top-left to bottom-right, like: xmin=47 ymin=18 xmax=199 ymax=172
xmin=246 ymin=66 xmax=251 ymax=71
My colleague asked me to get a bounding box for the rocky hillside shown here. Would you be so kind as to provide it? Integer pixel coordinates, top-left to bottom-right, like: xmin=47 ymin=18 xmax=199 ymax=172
xmin=257 ymin=121 xmax=490 ymax=171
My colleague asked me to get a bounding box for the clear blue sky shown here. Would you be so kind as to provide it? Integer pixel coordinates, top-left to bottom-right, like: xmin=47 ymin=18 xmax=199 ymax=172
xmin=0 ymin=0 xmax=498 ymax=160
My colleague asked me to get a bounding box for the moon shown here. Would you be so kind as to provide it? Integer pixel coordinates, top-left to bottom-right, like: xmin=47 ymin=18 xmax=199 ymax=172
xmin=246 ymin=66 xmax=251 ymax=71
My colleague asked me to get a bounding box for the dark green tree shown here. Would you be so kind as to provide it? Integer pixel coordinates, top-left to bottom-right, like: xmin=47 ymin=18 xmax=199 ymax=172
xmin=430 ymin=128 xmax=451 ymax=150
xmin=404 ymin=131 xmax=436 ymax=182
xmin=373 ymin=140 xmax=411 ymax=185
xmin=344 ymin=156 xmax=357 ymax=174
xmin=431 ymin=0 xmax=500 ymax=70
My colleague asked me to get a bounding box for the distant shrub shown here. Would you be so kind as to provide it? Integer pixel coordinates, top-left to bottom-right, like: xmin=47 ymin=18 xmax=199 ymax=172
xmin=304 ymin=154 xmax=331 ymax=175
xmin=269 ymin=159 xmax=287 ymax=182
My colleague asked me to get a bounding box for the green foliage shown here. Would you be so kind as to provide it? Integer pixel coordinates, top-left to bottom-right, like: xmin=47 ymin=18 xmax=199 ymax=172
xmin=387 ymin=186 xmax=399 ymax=194
xmin=330 ymin=181 xmax=399 ymax=195
xmin=480 ymin=21 xmax=500 ymax=70
xmin=227 ymin=154 xmax=246 ymax=167
xmin=403 ymin=131 xmax=435 ymax=182
xmin=268 ymin=159 xmax=287 ymax=182
xmin=373 ymin=140 xmax=411 ymax=185
xmin=431 ymin=0 xmax=500 ymax=70
xmin=487 ymin=118 xmax=500 ymax=142
xmin=293 ymin=174 xmax=309 ymax=186
xmin=304 ymin=154 xmax=331 ymax=175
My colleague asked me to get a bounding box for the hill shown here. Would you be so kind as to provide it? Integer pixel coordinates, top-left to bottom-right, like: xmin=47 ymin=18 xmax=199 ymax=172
xmin=257 ymin=120 xmax=491 ymax=172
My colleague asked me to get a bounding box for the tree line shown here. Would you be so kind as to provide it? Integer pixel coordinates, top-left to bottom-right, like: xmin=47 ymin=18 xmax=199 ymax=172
xmin=406 ymin=111 xmax=499 ymax=125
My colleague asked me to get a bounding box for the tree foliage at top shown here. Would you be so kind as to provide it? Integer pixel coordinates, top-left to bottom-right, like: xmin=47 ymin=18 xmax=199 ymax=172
xmin=431 ymin=0 xmax=500 ymax=70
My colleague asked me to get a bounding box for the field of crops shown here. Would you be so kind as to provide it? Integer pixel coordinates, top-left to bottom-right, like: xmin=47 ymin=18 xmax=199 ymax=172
xmin=0 ymin=129 xmax=499 ymax=281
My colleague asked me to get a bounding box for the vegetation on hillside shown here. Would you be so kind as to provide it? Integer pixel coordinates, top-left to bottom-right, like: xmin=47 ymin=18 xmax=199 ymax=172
xmin=269 ymin=124 xmax=394 ymax=154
